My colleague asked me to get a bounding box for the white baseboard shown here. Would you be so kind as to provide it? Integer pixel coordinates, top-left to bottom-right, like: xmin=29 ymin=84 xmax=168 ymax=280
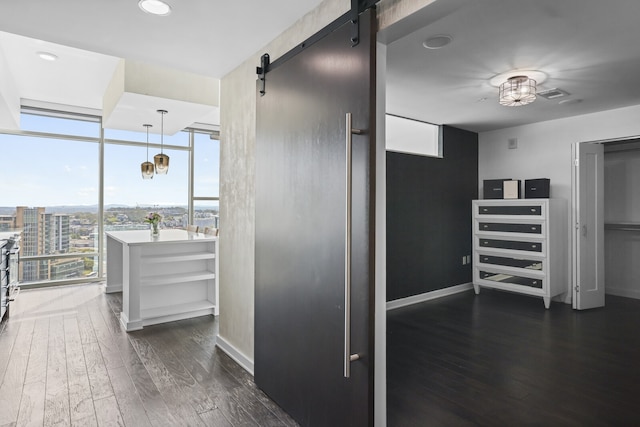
xmin=386 ymin=283 xmax=473 ymax=311
xmin=606 ymin=287 xmax=640 ymax=300
xmin=216 ymin=334 xmax=254 ymax=376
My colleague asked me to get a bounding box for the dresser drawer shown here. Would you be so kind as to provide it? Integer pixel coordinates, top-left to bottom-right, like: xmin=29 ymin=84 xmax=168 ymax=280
xmin=478 ymin=254 xmax=543 ymax=270
xmin=479 ymin=238 xmax=542 ymax=252
xmin=477 ymin=205 xmax=542 ymax=216
xmin=479 ymin=271 xmax=543 ymax=289
xmin=478 ymin=222 xmax=542 ymax=234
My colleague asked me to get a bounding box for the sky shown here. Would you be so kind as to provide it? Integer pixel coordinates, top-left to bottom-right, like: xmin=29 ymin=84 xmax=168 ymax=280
xmin=0 ymin=113 xmax=219 ymax=209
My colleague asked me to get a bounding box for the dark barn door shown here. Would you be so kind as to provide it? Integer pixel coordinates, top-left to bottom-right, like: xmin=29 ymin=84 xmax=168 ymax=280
xmin=255 ymin=9 xmax=376 ymax=427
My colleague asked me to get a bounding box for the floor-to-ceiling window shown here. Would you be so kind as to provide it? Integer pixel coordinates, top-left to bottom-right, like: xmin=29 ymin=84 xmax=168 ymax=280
xmin=0 ymin=107 xmax=219 ymax=288
xmin=192 ymin=131 xmax=220 ymax=230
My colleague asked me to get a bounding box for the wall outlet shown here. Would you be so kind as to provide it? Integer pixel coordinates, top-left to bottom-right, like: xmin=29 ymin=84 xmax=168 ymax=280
xmin=508 ymin=138 xmax=518 ymax=149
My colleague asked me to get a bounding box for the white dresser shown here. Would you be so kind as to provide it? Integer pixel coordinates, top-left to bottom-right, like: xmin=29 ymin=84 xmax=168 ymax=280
xmin=106 ymin=229 xmax=218 ymax=331
xmin=472 ymin=199 xmax=567 ymax=308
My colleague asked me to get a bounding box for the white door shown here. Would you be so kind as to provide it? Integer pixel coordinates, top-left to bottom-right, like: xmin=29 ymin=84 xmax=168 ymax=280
xmin=573 ymin=142 xmax=605 ymax=309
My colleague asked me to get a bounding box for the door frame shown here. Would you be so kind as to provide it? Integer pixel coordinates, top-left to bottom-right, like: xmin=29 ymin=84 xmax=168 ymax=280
xmin=571 ymin=135 xmax=640 ymax=309
xmin=374 ymin=40 xmax=387 ymax=427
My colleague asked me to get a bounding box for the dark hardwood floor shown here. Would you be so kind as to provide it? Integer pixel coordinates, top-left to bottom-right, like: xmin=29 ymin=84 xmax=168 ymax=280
xmin=387 ymin=289 xmax=640 ymax=426
xmin=3 ymin=284 xmax=639 ymax=426
xmin=0 ymin=283 xmax=298 ymax=427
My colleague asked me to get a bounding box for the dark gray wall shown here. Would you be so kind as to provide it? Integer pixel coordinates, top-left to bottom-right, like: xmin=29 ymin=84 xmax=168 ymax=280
xmin=386 ymin=125 xmax=478 ymax=302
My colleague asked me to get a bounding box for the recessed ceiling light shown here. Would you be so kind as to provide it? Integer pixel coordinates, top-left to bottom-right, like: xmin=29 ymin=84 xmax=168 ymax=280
xmin=138 ymin=0 xmax=171 ymax=16
xmin=37 ymin=51 xmax=58 ymax=61
xmin=422 ymin=35 xmax=453 ymax=50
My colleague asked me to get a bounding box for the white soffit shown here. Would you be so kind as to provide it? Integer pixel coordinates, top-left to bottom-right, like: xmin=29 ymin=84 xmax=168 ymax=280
xmin=0 ymin=31 xmax=120 ymax=113
xmin=0 ymin=43 xmax=20 ymax=130
xmin=103 ymin=59 xmax=220 ymax=134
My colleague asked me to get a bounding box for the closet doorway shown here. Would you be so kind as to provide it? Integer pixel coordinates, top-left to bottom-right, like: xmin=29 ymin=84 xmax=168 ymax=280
xmin=572 ymin=137 xmax=640 ymax=309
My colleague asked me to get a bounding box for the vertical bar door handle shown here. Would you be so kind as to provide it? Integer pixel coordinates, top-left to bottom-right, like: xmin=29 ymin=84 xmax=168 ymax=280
xmin=344 ymin=113 xmax=362 ymax=378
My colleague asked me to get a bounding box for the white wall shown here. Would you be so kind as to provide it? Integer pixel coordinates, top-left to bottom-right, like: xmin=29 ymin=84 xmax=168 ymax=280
xmin=479 ymin=103 xmax=640 ymax=300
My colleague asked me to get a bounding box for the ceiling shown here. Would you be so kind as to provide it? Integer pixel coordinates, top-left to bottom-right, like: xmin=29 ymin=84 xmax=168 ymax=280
xmin=0 ymin=0 xmax=324 ymax=131
xmin=2 ymin=0 xmax=640 ymax=134
xmin=386 ymin=0 xmax=640 ymax=132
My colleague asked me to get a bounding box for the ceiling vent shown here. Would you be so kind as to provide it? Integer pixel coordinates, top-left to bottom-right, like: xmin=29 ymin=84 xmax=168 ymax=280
xmin=538 ymin=88 xmax=570 ymax=100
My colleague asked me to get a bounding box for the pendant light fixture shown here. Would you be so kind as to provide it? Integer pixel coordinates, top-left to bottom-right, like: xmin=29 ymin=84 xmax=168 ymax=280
xmin=141 ymin=124 xmax=155 ymax=179
xmin=154 ymin=109 xmax=170 ymax=174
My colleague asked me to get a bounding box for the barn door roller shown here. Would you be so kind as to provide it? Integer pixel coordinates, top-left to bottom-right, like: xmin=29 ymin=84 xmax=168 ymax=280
xmin=257 ymin=0 xmax=379 ymax=96
xmin=350 ymin=0 xmax=360 ymax=47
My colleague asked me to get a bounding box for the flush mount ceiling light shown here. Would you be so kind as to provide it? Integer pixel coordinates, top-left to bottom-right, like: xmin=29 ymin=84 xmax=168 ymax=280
xmin=138 ymin=0 xmax=171 ymax=16
xmin=490 ymin=70 xmax=546 ymax=106
xmin=141 ymin=124 xmax=155 ymax=179
xmin=37 ymin=51 xmax=58 ymax=61
xmin=153 ymin=109 xmax=170 ymax=175
xmin=422 ymin=35 xmax=453 ymax=49
xmin=499 ymin=75 xmax=537 ymax=106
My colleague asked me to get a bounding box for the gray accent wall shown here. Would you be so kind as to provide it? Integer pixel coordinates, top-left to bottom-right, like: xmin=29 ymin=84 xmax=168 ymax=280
xmin=386 ymin=125 xmax=478 ymax=301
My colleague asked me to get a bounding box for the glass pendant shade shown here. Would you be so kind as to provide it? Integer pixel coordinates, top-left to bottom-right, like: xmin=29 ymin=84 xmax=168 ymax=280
xmin=499 ymin=75 xmax=537 ymax=106
xmin=154 ymin=109 xmax=170 ymax=174
xmin=154 ymin=153 xmax=170 ymax=174
xmin=141 ymin=123 xmax=154 ymax=179
xmin=141 ymin=161 xmax=155 ymax=179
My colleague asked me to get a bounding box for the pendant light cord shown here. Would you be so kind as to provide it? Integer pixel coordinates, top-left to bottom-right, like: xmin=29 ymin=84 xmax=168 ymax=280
xmin=158 ymin=109 xmax=167 ymax=155
xmin=145 ymin=124 xmax=151 ymax=161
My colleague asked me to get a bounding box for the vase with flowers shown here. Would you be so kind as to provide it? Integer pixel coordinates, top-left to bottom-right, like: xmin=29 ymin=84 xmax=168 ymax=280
xmin=144 ymin=212 xmax=162 ymax=237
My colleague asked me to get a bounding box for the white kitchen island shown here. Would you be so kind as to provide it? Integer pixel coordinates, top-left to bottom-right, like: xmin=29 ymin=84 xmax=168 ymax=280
xmin=105 ymin=229 xmax=218 ymax=331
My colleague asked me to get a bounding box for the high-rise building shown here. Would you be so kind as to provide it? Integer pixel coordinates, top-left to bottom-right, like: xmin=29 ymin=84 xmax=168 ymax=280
xmin=13 ymin=207 xmax=75 ymax=282
xmin=16 ymin=206 xmax=45 ymax=281
xmin=0 ymin=215 xmax=14 ymax=230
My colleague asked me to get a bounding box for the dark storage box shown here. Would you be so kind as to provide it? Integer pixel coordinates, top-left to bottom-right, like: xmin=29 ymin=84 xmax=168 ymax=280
xmin=525 ymin=178 xmax=550 ymax=198
xmin=483 ymin=179 xmax=511 ymax=199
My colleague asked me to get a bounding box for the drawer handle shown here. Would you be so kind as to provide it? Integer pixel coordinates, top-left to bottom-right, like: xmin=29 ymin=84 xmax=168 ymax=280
xmin=532 ymin=244 xmax=537 ymax=248
xmin=531 ymin=208 xmax=536 ymax=212
xmin=483 ymin=224 xmax=488 ymax=228
xmin=531 ymin=226 xmax=536 ymax=230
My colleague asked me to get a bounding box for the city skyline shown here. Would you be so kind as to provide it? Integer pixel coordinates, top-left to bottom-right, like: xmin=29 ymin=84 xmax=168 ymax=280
xmin=1 ymin=204 xmax=219 ymax=285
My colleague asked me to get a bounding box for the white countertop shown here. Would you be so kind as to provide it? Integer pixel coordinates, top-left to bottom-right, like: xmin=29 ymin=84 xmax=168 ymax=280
xmin=106 ymin=229 xmax=217 ymax=245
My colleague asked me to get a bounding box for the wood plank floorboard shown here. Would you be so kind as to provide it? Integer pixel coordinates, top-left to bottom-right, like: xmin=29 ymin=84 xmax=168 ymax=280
xmin=44 ymin=315 xmax=70 ymax=427
xmin=388 ymin=289 xmax=640 ymax=426
xmin=0 ymin=283 xmax=298 ymax=427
